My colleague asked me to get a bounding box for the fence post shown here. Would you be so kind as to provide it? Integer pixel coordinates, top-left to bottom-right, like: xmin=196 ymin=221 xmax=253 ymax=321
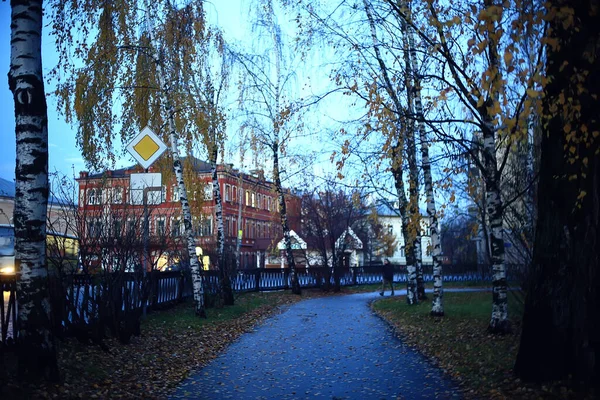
xmin=284 ymin=268 xmax=289 ymax=290
xmin=255 ymin=269 xmax=261 ymax=292
xmin=151 ymin=272 xmax=159 ymax=308
xmin=352 ymin=267 xmax=358 ymax=286
xmin=178 ymin=272 xmax=185 ymax=302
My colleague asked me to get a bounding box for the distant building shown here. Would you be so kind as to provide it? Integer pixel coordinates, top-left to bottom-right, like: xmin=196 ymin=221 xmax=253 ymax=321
xmin=372 ymin=200 xmax=432 ymax=266
xmin=0 ymin=177 xmax=79 ymax=274
xmin=76 ymin=158 xmax=301 ymax=271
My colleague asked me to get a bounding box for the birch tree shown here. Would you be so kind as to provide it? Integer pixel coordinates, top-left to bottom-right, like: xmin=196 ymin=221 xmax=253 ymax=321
xmin=50 ymin=1 xmax=213 ymax=316
xmin=384 ymin=0 xmax=545 ymax=332
xmin=234 ymin=0 xmax=304 ymax=294
xmin=404 ymin=14 xmax=443 ymax=314
xmin=9 ymin=0 xmax=59 ymax=380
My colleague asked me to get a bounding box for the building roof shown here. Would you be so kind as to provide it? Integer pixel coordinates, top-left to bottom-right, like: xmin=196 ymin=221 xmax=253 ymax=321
xmin=375 ymin=199 xmax=428 ymax=218
xmin=0 ymin=177 xmax=72 ymax=206
xmin=0 ymin=178 xmax=15 ymax=198
xmin=375 ymin=199 xmax=401 ymax=217
xmin=83 ymin=156 xmax=213 ymax=179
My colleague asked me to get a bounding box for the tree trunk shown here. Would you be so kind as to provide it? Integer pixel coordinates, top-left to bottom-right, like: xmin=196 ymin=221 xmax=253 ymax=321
xmin=482 ymin=0 xmax=509 ymax=334
xmin=143 ymin=2 xmax=205 ymax=317
xmin=210 ymin=142 xmax=233 ymax=306
xmin=405 ymin=21 xmax=443 ymax=315
xmin=364 ymin=1 xmax=416 ymax=304
xmin=482 ymin=126 xmax=509 ymax=333
xmin=390 ymin=142 xmax=418 ymax=305
xmin=9 ymin=0 xmax=59 ymax=381
xmin=401 ymin=17 xmax=425 ymax=301
xmin=273 ymin=144 xmax=301 ymax=295
xmin=515 ymin=0 xmax=600 ymax=386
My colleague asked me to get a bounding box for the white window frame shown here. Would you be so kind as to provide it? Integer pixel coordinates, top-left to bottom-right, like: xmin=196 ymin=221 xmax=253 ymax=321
xmin=225 ymin=184 xmax=231 ymax=202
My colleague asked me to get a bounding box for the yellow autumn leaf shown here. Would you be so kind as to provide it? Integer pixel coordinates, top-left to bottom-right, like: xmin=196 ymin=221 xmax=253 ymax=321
xmin=526 ymin=88 xmax=540 ymax=98
xmin=503 ymin=49 xmax=513 ymax=66
xmin=577 ymin=191 xmax=587 ymax=200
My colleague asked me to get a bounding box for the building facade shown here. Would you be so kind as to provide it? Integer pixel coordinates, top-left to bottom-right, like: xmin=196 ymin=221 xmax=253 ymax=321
xmin=76 ymin=159 xmax=301 ymax=271
xmin=373 ymin=200 xmax=433 ymax=266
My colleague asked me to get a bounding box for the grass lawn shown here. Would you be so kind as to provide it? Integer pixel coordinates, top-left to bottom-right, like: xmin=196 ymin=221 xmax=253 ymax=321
xmin=372 ymin=291 xmax=591 ymax=399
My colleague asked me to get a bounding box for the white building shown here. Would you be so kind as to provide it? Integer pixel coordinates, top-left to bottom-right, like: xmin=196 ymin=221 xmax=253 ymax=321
xmin=374 ymin=201 xmax=432 ymax=265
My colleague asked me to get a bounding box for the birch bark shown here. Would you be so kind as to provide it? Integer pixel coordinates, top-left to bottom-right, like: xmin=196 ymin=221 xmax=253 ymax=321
xmin=400 ymin=14 xmax=425 ymax=301
xmin=482 ymin=0 xmax=509 ymax=333
xmin=9 ymin=0 xmax=59 ymax=380
xmin=143 ymin=2 xmax=205 ymax=317
xmin=404 ymin=11 xmax=443 ymax=315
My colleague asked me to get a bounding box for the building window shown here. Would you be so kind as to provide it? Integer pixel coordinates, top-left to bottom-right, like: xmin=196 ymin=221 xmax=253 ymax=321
xmin=171 ymin=185 xmax=179 ymax=202
xmin=251 ymin=192 xmax=256 ymax=208
xmin=126 ymin=218 xmax=136 ymax=236
xmin=225 ymin=184 xmax=231 ymax=202
xmin=198 ymin=216 xmax=213 ymax=236
xmin=387 ymin=225 xmax=393 ymax=235
xmin=87 ymin=188 xmax=101 ymax=205
xmin=400 ymin=246 xmax=405 ymax=257
xmin=232 ymin=186 xmax=237 ymax=203
xmin=112 ymin=218 xmax=122 ymax=237
xmin=224 ymin=216 xmax=230 ymax=236
xmin=87 ymin=218 xmax=101 ymax=238
xmin=204 ymin=185 xmax=213 ymax=200
xmin=245 ymin=190 xmax=250 ymax=206
xmin=112 ymin=187 xmax=123 ymax=204
xmin=156 ymin=217 xmax=166 ymax=236
xmin=161 ymin=185 xmax=167 ymax=202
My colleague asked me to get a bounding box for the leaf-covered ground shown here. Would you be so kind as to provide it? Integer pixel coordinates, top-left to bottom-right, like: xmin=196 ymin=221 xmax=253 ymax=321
xmin=1 ymin=290 xmax=327 ymax=399
xmin=372 ymin=291 xmax=597 ymax=400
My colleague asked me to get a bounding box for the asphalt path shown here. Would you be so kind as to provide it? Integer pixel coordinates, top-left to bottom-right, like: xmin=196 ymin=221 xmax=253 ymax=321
xmin=171 ymin=291 xmax=464 ymax=400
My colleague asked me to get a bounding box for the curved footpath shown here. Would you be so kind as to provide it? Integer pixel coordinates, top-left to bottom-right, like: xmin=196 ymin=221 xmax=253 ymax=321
xmin=171 ymin=291 xmax=463 ymax=400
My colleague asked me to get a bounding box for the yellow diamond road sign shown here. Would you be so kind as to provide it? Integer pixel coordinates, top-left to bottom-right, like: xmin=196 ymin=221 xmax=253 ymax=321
xmin=126 ymin=126 xmax=168 ymax=169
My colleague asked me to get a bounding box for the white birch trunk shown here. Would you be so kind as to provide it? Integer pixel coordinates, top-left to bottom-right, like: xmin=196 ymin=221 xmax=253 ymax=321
xmin=405 ymin=16 xmax=444 ymax=315
xmin=400 ymin=18 xmax=425 ymax=301
xmin=9 ymin=0 xmax=59 ymax=380
xmin=483 ymin=0 xmax=509 ymax=333
xmin=273 ymin=143 xmax=301 ymax=294
xmin=210 ymin=141 xmax=233 ymax=305
xmin=143 ymin=2 xmax=205 ymax=316
xmin=484 ymin=130 xmax=510 ymax=332
xmin=269 ymin=10 xmax=300 ymax=295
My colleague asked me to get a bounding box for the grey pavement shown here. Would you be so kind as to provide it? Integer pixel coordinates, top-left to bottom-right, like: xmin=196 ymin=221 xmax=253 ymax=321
xmin=171 ymin=291 xmax=463 ymax=400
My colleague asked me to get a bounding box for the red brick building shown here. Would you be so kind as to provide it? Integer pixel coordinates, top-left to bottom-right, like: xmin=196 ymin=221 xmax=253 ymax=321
xmin=77 ymin=158 xmax=301 ymax=271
